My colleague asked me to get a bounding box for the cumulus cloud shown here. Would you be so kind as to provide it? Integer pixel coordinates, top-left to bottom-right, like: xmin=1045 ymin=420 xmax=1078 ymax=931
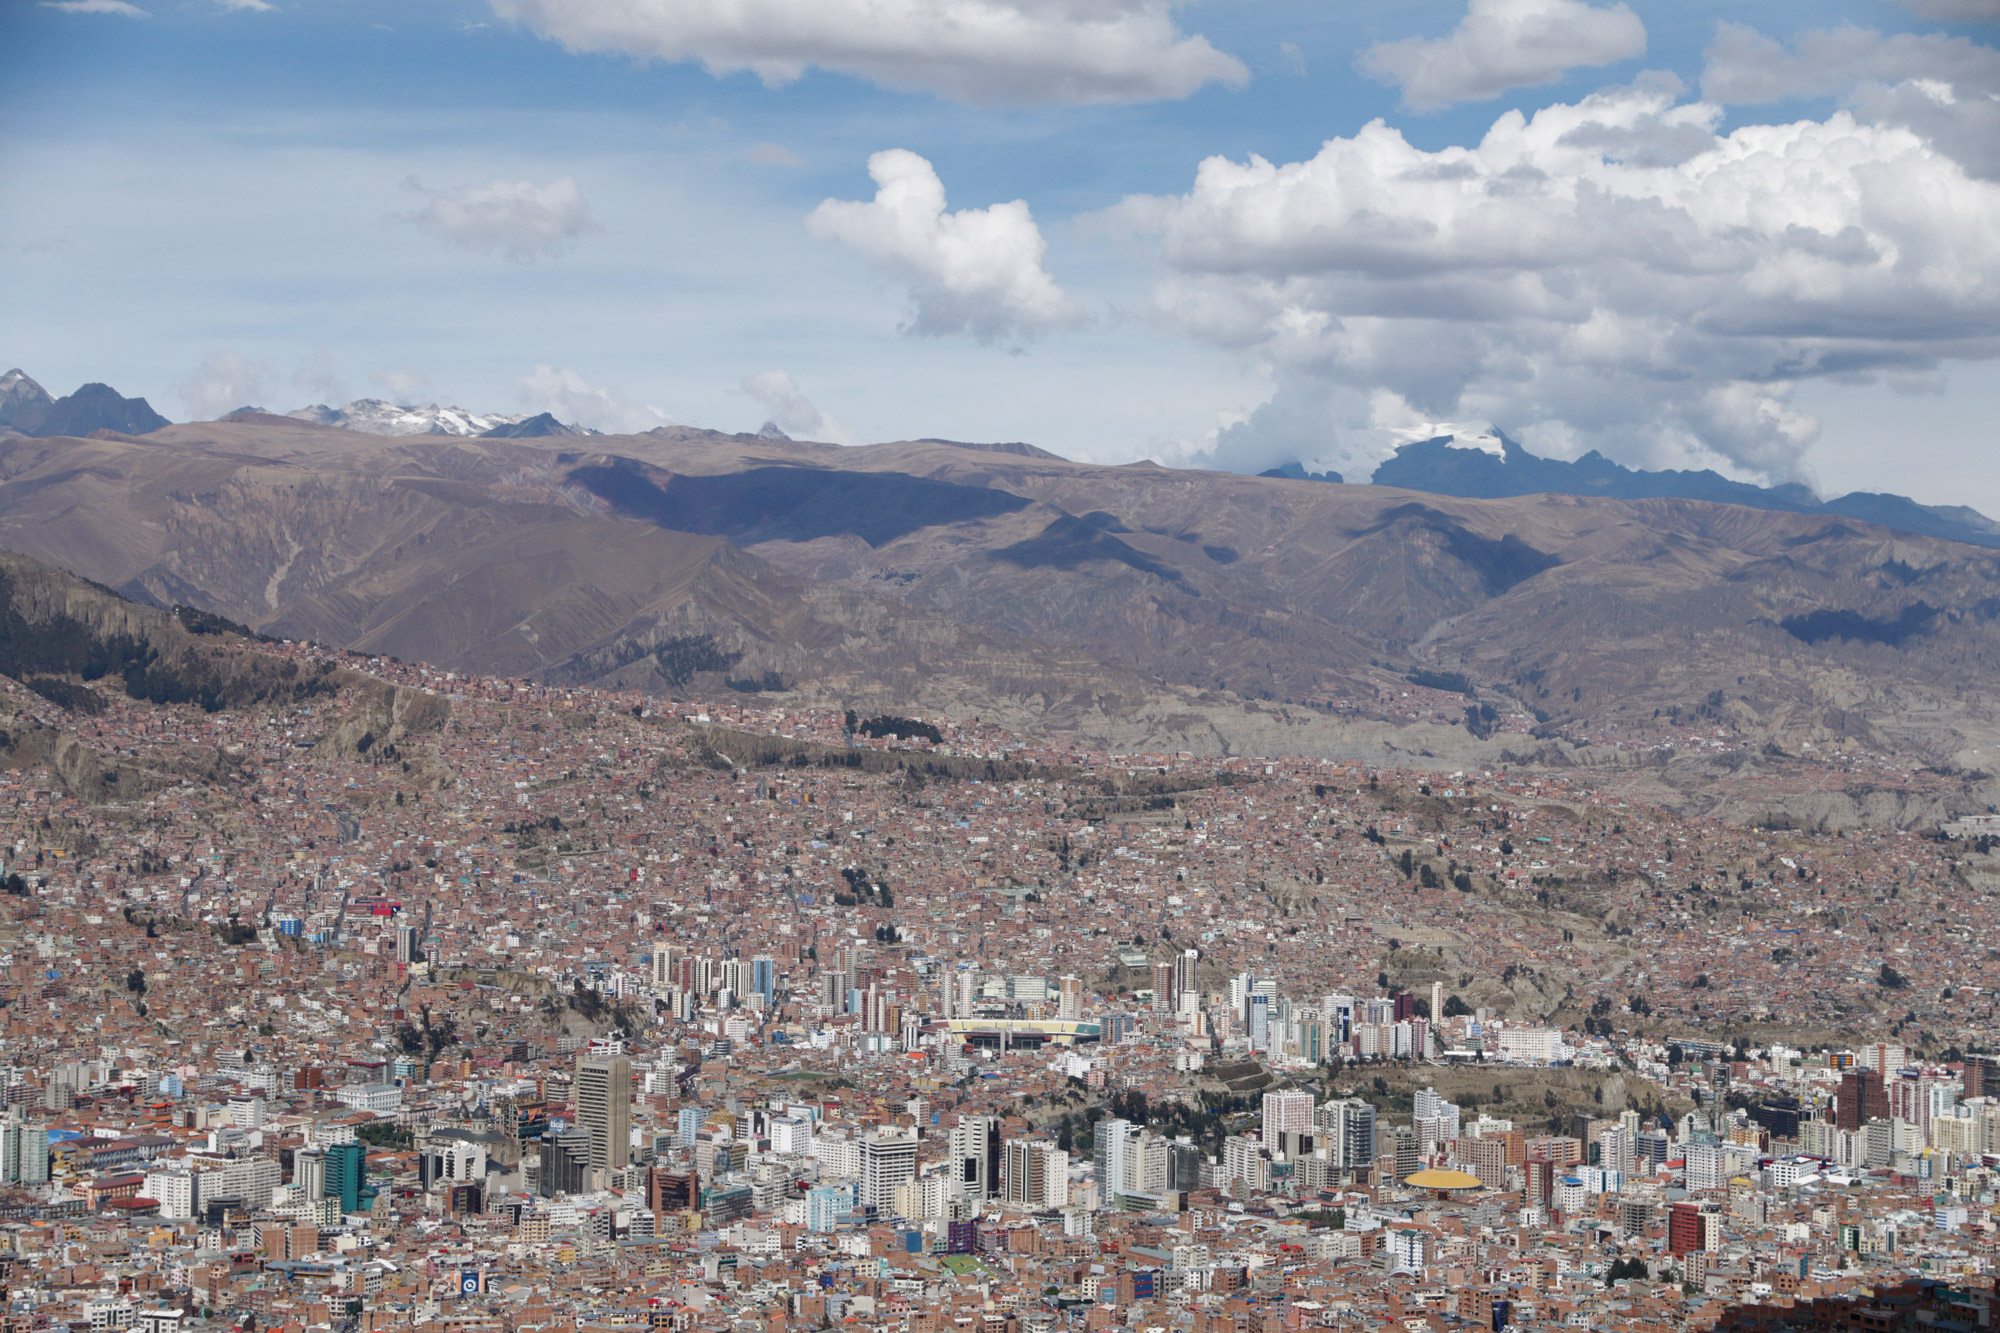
xmin=485 ymin=0 xmax=1246 ymax=107
xmin=1359 ymin=0 xmax=1645 ymax=111
xmin=42 ymin=0 xmax=148 ymax=14
xmin=808 ymin=149 xmax=1085 ymax=345
xmin=403 ymin=176 xmax=596 ymax=263
xmin=518 ymin=364 xmax=670 ymax=434
xmin=1701 ymin=23 xmax=2000 ymax=180
xmin=741 ymin=369 xmax=847 ymax=443
xmin=179 ymin=350 xmax=272 ymax=422
xmin=1126 ymin=79 xmax=2000 ymax=481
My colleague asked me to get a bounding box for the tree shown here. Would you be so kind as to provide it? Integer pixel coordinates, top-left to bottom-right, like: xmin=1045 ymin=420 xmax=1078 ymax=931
xmin=125 ymin=968 xmax=147 ymax=996
xmin=1878 ymin=963 xmax=1908 ymax=990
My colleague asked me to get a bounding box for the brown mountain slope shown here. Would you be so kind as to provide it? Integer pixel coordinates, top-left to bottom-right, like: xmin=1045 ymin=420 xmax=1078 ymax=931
xmin=4 ymin=421 xmax=2000 ymax=814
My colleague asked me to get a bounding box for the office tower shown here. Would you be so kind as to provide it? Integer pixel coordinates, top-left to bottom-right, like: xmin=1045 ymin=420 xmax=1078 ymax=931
xmin=1221 ymin=1135 xmax=1268 ymax=1191
xmin=1836 ymin=1068 xmax=1886 ymax=1132
xmin=1151 ymin=961 xmax=1174 ymax=1010
xmin=1003 ymin=1139 xmax=1069 ymax=1208
xmin=650 ymin=943 xmax=676 ymax=989
xmin=540 ymin=1133 xmax=591 ymax=1198
xmin=858 ymin=1129 xmax=917 ymax=1210
xmin=326 ymin=1141 xmax=366 ymax=1214
xmin=806 ymin=1181 xmax=853 ymax=1232
xmin=292 ymin=1147 xmax=327 ymax=1202
xmin=949 ymin=1115 xmax=1002 ymax=1200
xmin=1170 ymin=949 xmax=1199 ymax=999
xmin=1430 ymin=981 xmax=1444 ymax=1024
xmin=1668 ymin=1202 xmax=1703 ymax=1256
xmin=1094 ymin=1117 xmax=1131 ymax=1206
xmin=1965 ymin=1054 xmax=1999 ymax=1100
xmin=1261 ymin=1090 xmax=1314 ymax=1154
xmin=576 ymin=1054 xmax=632 ymax=1170
xmin=751 ymin=954 xmax=773 ymax=1003
xmin=1246 ymin=993 xmax=1270 ymax=1051
xmin=1317 ymin=1098 xmax=1377 ymax=1170
xmin=1058 ymin=975 xmax=1083 ymax=1021
xmin=1393 ymin=990 xmax=1416 ymax=1023
xmin=0 ymin=1119 xmax=49 ymax=1185
xmin=1390 ymin=1125 xmax=1421 ymax=1182
xmin=394 ymin=923 xmax=421 ymax=965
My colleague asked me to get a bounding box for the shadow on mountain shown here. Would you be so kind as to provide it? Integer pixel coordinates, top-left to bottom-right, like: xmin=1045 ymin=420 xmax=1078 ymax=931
xmin=569 ymin=459 xmax=1031 ymax=547
xmin=1780 ymin=604 xmax=1939 ymax=647
xmin=1362 ymin=503 xmax=1560 ymax=596
xmin=991 ymin=514 xmax=1190 ymax=585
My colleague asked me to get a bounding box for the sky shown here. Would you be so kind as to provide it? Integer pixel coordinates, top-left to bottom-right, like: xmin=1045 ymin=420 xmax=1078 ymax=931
xmin=3 ymin=0 xmax=2000 ymax=510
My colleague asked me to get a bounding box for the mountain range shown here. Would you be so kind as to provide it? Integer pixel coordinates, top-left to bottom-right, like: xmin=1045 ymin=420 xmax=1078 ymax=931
xmin=282 ymin=398 xmax=595 ymax=438
xmin=1367 ymin=433 xmax=2000 ymax=550
xmin=0 ymin=369 xmax=168 ymax=437
xmin=0 ymin=405 xmax=1998 ymax=829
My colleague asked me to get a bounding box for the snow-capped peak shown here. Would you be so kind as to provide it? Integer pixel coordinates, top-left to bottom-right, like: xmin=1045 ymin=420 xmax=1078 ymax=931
xmin=285 ymin=398 xmax=595 ymax=438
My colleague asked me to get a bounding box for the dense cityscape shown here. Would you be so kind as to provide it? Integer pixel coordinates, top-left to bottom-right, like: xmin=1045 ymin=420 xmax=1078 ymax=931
xmin=1 ymin=638 xmax=1996 ymax=1333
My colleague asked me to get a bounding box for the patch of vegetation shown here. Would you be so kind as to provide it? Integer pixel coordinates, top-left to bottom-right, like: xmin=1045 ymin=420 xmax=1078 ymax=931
xmin=652 ymin=634 xmax=741 ymax=687
xmin=0 ymin=568 xmax=335 ymax=713
xmin=1408 ymin=668 xmax=1475 ymax=695
xmin=725 ymin=670 xmax=786 ymax=694
xmin=857 ymin=714 xmax=944 ymax=744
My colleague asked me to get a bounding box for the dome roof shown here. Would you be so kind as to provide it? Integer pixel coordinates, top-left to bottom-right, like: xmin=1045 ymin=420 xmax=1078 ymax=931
xmin=1403 ymin=1167 xmax=1484 ymax=1190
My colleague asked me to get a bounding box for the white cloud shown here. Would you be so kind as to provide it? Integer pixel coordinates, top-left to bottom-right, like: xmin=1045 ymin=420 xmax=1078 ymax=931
xmin=369 ymin=367 xmax=431 ymax=402
xmin=741 ymin=369 xmax=847 ymax=442
xmin=744 ymin=142 xmax=802 ymax=167
xmin=179 ymin=350 xmax=272 ymax=422
xmin=1701 ymin=23 xmax=2000 ymax=179
xmin=217 ymin=0 xmax=274 ymax=11
xmin=41 ymin=0 xmax=148 ymax=14
xmin=517 ymin=364 xmax=670 ymax=434
xmin=485 ymin=0 xmax=1246 ymax=107
xmin=402 ymin=176 xmax=596 ymax=263
xmin=808 ymin=149 xmax=1085 ymax=345
xmin=1701 ymin=22 xmax=2000 ymax=104
xmin=1128 ymin=79 xmax=2000 ymax=481
xmin=292 ymin=348 xmax=346 ymax=406
xmin=1358 ymin=0 xmax=1645 ymax=112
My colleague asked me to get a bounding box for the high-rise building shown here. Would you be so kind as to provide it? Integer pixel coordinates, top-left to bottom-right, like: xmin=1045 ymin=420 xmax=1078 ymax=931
xmin=751 ymin=955 xmax=774 ymax=1003
xmin=949 ymin=1115 xmax=1002 ymax=1200
xmin=1093 ymin=1117 xmax=1131 ymax=1206
xmin=0 ymin=1119 xmax=49 ymax=1185
xmin=1964 ymin=1054 xmax=1999 ymax=1100
xmin=394 ymin=924 xmax=421 ymax=965
xmin=1058 ymin=976 xmax=1084 ymax=1021
xmin=1150 ymin=962 xmax=1175 ymax=1010
xmin=576 ymin=1054 xmax=632 ymax=1170
xmin=326 ymin=1141 xmax=366 ymax=1214
xmin=539 ymin=1133 xmax=591 ymax=1198
xmin=292 ymin=1147 xmax=326 ymax=1202
xmin=858 ymin=1129 xmax=917 ymax=1210
xmin=1261 ymin=1090 xmax=1314 ymax=1154
xmin=1836 ymin=1068 xmax=1886 ymax=1132
xmin=1003 ymin=1139 xmax=1068 ymax=1208
xmin=1317 ymin=1098 xmax=1376 ymax=1170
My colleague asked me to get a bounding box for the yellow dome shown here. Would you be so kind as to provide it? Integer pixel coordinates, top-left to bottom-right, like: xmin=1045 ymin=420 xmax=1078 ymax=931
xmin=1403 ymin=1168 xmax=1485 ymax=1190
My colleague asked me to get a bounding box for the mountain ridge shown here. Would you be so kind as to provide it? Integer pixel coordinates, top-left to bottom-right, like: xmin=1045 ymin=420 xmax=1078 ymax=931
xmin=1365 ymin=432 xmax=2000 ymax=549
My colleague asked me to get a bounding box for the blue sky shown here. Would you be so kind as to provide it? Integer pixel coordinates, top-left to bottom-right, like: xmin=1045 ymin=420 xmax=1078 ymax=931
xmin=4 ymin=0 xmax=2000 ymax=510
